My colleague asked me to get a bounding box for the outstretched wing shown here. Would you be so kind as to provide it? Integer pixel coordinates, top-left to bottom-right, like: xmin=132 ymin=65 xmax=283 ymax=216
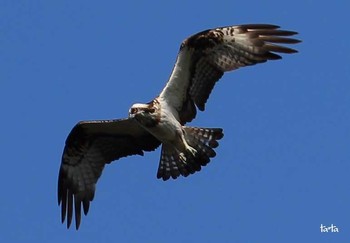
xmin=159 ymin=24 xmax=300 ymax=124
xmin=58 ymin=118 xmax=161 ymax=229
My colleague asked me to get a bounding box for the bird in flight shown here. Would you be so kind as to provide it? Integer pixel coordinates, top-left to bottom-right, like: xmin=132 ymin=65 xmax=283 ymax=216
xmin=58 ymin=24 xmax=300 ymax=229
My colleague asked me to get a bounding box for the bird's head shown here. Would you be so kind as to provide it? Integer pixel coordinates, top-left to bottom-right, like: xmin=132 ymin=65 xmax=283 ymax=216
xmin=129 ymin=101 xmax=160 ymax=127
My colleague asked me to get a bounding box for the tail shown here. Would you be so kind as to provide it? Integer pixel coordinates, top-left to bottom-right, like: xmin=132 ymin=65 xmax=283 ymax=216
xmin=157 ymin=127 xmax=224 ymax=181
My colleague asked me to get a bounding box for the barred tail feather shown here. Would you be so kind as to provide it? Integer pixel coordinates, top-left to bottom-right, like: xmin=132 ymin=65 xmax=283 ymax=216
xmin=157 ymin=127 xmax=224 ymax=180
xmin=157 ymin=144 xmax=190 ymax=180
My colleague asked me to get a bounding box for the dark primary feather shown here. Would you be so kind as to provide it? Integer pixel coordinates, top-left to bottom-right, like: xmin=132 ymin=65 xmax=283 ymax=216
xmin=57 ymin=118 xmax=160 ymax=229
xmin=179 ymin=24 xmax=300 ymax=123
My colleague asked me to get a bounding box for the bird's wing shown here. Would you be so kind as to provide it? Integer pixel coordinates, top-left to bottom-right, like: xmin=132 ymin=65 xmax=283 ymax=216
xmin=57 ymin=118 xmax=161 ymax=229
xmin=159 ymin=24 xmax=300 ymax=124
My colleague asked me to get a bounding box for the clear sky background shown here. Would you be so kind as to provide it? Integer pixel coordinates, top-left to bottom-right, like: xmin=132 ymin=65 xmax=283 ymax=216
xmin=1 ymin=1 xmax=349 ymax=242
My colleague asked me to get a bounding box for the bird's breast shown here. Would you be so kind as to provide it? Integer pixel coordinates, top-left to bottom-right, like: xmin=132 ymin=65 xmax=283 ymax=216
xmin=144 ymin=109 xmax=181 ymax=144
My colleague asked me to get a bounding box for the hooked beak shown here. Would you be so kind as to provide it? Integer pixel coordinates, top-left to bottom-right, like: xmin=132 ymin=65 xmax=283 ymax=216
xmin=129 ymin=107 xmax=145 ymax=119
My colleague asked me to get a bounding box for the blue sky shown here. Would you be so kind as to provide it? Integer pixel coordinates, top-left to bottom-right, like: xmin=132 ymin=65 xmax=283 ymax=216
xmin=1 ymin=0 xmax=349 ymax=242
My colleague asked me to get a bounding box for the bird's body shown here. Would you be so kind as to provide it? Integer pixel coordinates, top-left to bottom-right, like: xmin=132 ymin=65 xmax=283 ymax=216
xmin=58 ymin=24 xmax=300 ymax=229
xmin=130 ymin=99 xmax=179 ymax=142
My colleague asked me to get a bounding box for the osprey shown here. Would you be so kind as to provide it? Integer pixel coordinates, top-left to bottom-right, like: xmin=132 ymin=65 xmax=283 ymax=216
xmin=58 ymin=24 xmax=300 ymax=229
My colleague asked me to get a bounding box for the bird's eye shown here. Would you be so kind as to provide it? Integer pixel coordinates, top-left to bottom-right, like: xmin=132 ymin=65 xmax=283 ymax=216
xmin=130 ymin=108 xmax=137 ymax=114
xmin=148 ymin=108 xmax=156 ymax=113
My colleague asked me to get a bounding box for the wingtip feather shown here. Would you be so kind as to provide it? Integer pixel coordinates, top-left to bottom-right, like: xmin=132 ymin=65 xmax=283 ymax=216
xmin=240 ymin=24 xmax=280 ymax=29
xmin=74 ymin=195 xmax=82 ymax=230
